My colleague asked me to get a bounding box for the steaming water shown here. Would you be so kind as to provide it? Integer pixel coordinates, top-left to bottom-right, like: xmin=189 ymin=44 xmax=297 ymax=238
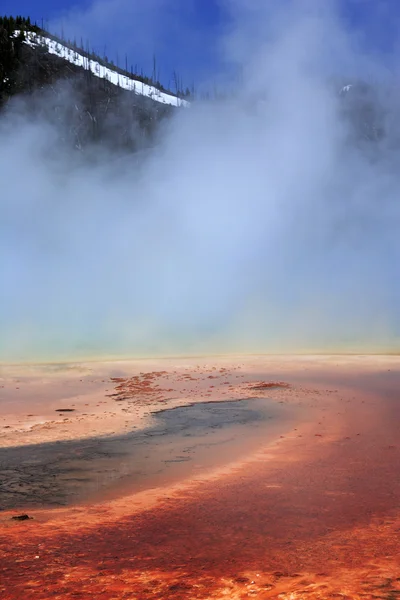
xmin=0 ymin=397 xmax=292 ymax=509
xmin=1 ymin=0 xmax=400 ymax=362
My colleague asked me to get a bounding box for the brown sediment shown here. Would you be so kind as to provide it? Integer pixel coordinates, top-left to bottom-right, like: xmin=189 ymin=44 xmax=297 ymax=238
xmin=1 ymin=355 xmax=400 ymax=599
xmin=250 ymin=381 xmax=291 ymax=390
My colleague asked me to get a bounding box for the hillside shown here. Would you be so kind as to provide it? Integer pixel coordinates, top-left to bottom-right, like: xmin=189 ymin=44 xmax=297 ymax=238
xmin=0 ymin=15 xmax=393 ymax=155
xmin=0 ymin=16 xmax=189 ymax=152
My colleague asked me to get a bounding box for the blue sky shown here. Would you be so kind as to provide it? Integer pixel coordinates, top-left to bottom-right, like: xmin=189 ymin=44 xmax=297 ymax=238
xmin=1 ymin=0 xmax=399 ymax=89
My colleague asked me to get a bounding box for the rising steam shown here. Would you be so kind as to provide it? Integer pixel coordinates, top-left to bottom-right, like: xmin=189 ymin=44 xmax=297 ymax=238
xmin=1 ymin=0 xmax=400 ymax=362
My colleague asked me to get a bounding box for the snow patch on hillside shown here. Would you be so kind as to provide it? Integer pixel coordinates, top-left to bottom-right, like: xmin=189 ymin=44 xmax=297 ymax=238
xmin=340 ymin=84 xmax=353 ymax=94
xmin=16 ymin=30 xmax=189 ymax=108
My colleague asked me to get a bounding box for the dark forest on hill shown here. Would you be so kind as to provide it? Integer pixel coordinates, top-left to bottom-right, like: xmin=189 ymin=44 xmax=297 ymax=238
xmin=0 ymin=16 xmax=190 ymax=152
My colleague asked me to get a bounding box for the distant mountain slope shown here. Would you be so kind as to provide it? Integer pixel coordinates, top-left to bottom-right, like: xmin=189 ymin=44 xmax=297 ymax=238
xmin=17 ymin=30 xmax=189 ymax=108
xmin=0 ymin=16 xmax=393 ymax=155
xmin=338 ymin=80 xmax=386 ymax=143
xmin=0 ymin=16 xmax=189 ymax=152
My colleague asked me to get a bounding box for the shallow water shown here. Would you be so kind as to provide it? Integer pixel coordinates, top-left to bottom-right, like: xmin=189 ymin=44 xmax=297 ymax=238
xmin=0 ymin=397 xmax=292 ymax=509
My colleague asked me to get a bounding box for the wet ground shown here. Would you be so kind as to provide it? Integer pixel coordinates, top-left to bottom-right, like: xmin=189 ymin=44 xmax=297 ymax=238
xmin=0 ymin=397 xmax=289 ymax=509
xmin=1 ymin=356 xmax=400 ymax=600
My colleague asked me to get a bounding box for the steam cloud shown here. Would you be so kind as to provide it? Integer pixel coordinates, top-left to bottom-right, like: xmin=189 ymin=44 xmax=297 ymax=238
xmin=1 ymin=0 xmax=400 ymax=362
